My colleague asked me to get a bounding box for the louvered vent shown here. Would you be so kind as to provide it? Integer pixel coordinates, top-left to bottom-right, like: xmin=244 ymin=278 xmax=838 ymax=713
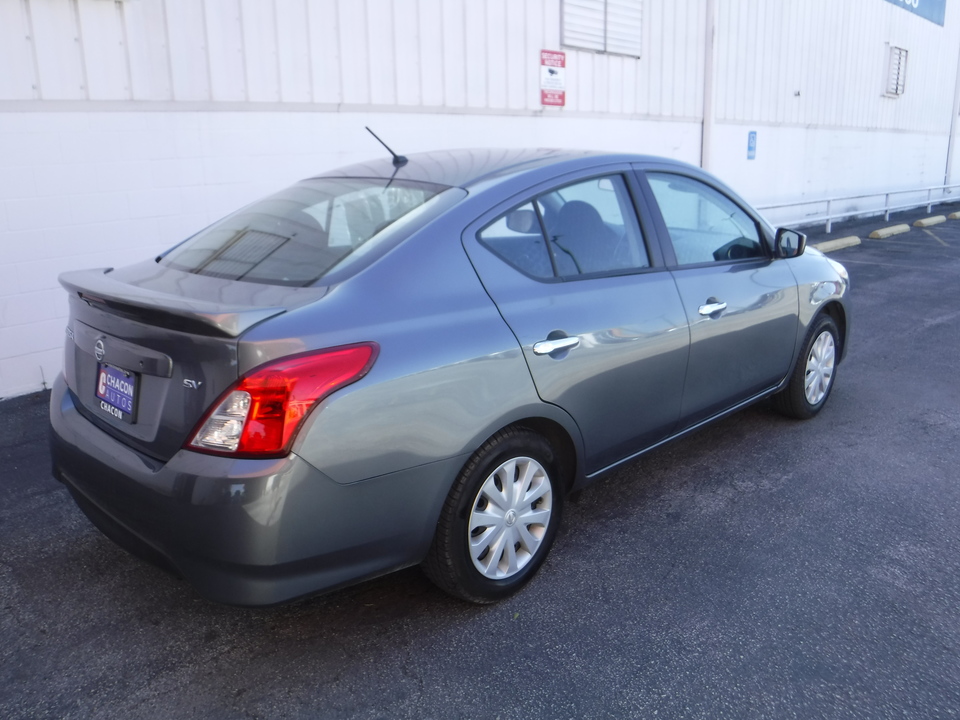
xmin=886 ymin=46 xmax=907 ymax=96
xmin=562 ymin=0 xmax=642 ymax=58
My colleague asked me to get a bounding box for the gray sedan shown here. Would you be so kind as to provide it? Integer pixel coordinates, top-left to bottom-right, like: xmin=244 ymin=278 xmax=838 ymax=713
xmin=49 ymin=149 xmax=849 ymax=606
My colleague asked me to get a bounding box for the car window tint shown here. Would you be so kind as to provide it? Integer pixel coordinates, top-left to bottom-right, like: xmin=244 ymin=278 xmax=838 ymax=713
xmin=478 ymin=202 xmax=554 ymax=279
xmin=162 ymin=178 xmax=446 ymax=286
xmin=646 ymin=173 xmax=763 ymax=265
xmin=540 ymin=175 xmax=649 ymax=277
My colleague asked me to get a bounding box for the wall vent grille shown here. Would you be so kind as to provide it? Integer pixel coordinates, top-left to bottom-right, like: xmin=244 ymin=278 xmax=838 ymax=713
xmin=562 ymin=0 xmax=642 ymax=58
xmin=886 ymin=46 xmax=908 ymax=96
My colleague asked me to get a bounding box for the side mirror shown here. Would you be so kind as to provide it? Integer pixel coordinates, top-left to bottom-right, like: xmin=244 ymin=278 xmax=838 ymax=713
xmin=506 ymin=208 xmax=538 ymax=233
xmin=775 ymin=227 xmax=806 ymax=258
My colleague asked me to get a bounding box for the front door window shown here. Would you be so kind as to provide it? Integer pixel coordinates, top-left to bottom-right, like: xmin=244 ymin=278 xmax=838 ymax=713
xmin=646 ymin=173 xmax=763 ymax=265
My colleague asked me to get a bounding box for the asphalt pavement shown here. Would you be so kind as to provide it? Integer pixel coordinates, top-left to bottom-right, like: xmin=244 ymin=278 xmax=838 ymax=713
xmin=2 ymin=204 xmax=960 ymax=719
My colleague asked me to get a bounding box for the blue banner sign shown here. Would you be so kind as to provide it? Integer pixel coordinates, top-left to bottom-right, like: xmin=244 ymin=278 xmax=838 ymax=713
xmin=747 ymin=131 xmax=757 ymax=160
xmin=882 ymin=0 xmax=946 ymax=26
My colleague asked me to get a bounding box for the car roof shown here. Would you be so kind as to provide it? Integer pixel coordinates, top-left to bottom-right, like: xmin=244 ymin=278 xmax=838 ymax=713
xmin=313 ymin=148 xmax=693 ymax=189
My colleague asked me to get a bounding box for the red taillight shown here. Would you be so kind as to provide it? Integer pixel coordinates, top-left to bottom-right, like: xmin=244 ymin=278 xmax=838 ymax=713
xmin=188 ymin=343 xmax=378 ymax=458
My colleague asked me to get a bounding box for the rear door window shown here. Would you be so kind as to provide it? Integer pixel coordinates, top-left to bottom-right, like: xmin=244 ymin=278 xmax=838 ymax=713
xmin=478 ymin=174 xmax=649 ymax=280
xmin=478 ymin=202 xmax=555 ymax=279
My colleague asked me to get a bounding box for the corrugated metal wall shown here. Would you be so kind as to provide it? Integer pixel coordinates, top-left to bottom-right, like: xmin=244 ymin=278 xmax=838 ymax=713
xmin=2 ymin=0 xmax=956 ymax=132
xmin=713 ymin=0 xmax=959 ymax=133
xmin=0 ymin=0 xmax=705 ymax=118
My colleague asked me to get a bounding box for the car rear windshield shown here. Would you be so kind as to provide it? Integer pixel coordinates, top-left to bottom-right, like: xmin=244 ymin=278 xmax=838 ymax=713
xmin=161 ymin=177 xmax=448 ymax=286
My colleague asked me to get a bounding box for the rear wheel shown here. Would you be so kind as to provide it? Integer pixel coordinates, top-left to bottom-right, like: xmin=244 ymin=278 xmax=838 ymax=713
xmin=423 ymin=428 xmax=563 ymax=603
xmin=774 ymin=314 xmax=839 ymax=419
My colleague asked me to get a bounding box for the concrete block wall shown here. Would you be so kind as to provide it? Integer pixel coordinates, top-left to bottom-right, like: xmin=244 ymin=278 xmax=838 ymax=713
xmin=0 ymin=109 xmax=701 ymax=399
xmin=3 ymin=105 xmax=960 ymax=399
xmin=0 ymin=112 xmax=326 ymax=397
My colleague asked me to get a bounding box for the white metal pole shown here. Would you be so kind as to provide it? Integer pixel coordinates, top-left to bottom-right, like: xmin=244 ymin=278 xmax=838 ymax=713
xmin=945 ymin=25 xmax=960 ymax=187
xmin=701 ymin=0 xmax=717 ymax=171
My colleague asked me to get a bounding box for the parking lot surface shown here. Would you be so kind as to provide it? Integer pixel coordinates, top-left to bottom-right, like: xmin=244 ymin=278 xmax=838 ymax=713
xmin=2 ymin=205 xmax=960 ymax=719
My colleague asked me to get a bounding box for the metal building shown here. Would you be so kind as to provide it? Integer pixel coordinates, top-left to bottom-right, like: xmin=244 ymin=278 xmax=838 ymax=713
xmin=0 ymin=0 xmax=957 ymax=398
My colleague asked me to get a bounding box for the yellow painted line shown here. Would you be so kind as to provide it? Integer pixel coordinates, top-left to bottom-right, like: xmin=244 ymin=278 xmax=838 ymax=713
xmin=922 ymin=228 xmax=948 ymax=247
xmin=868 ymin=224 xmax=911 ymax=239
xmin=914 ymin=215 xmax=947 ymax=228
xmin=949 ymin=211 xmax=960 ymax=220
xmin=813 ymin=236 xmax=861 ymax=253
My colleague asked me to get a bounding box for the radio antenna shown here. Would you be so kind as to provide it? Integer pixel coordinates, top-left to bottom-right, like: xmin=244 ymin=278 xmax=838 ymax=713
xmin=366 ymin=127 xmax=408 ymax=167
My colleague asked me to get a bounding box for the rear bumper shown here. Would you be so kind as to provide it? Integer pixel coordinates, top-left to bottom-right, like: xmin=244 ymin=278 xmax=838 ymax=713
xmin=49 ymin=374 xmax=458 ymax=606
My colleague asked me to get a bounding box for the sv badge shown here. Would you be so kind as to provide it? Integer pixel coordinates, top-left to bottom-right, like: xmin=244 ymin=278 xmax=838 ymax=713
xmin=183 ymin=379 xmax=203 ymax=389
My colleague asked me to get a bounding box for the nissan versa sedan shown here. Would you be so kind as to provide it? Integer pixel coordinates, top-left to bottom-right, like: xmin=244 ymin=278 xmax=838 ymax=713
xmin=50 ymin=149 xmax=849 ymax=606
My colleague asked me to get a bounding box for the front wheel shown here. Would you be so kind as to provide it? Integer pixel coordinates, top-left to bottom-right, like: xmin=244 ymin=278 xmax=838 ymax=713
xmin=422 ymin=428 xmax=563 ymax=603
xmin=774 ymin=314 xmax=840 ymax=419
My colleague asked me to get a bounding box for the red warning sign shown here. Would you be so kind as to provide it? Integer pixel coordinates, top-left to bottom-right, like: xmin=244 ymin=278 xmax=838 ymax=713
xmin=540 ymin=50 xmax=566 ymax=107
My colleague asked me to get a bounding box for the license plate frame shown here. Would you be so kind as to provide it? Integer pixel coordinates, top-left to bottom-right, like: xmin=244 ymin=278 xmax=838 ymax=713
xmin=95 ymin=362 xmax=138 ymax=424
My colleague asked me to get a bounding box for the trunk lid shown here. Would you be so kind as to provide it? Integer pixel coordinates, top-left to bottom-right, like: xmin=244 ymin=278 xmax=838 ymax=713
xmin=60 ymin=261 xmax=327 ymax=462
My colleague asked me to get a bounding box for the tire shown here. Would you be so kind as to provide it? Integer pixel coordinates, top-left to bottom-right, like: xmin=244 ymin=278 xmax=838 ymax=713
xmin=422 ymin=427 xmax=563 ymax=603
xmin=774 ymin=314 xmax=840 ymax=420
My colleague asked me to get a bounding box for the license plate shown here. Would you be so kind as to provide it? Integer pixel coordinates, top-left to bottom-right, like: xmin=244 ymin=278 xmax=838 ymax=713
xmin=96 ymin=363 xmax=138 ymax=424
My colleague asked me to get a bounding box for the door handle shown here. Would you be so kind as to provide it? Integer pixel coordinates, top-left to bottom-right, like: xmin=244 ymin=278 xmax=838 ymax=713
xmin=533 ymin=336 xmax=580 ymax=355
xmin=698 ymin=300 xmax=727 ymax=316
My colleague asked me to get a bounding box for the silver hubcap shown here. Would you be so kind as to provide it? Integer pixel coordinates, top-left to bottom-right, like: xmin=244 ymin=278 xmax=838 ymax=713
xmin=468 ymin=457 xmax=553 ymax=580
xmin=804 ymin=330 xmax=836 ymax=406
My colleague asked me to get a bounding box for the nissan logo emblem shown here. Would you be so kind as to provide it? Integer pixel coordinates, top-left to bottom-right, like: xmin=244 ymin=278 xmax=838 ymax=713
xmin=94 ymin=339 xmax=105 ymax=362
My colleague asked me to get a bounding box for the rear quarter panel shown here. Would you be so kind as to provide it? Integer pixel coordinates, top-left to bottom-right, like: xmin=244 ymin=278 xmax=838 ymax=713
xmin=238 ymin=202 xmax=585 ymax=486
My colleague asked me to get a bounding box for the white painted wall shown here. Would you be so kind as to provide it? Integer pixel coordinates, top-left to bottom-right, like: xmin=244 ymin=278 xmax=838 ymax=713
xmin=1 ymin=0 xmax=959 ymax=398
xmin=715 ymin=124 xmax=952 ymax=226
xmin=0 ymin=109 xmax=700 ymax=398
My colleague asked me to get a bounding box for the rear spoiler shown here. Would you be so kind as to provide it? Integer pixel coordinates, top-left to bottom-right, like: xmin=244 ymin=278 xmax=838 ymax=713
xmin=59 ymin=267 xmax=323 ymax=338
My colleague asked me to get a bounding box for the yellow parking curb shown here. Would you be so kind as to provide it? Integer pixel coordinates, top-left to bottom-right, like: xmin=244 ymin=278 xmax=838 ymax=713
xmin=868 ymin=224 xmax=911 ymax=239
xmin=813 ymin=236 xmax=861 ymax=253
xmin=949 ymin=211 xmax=960 ymax=220
xmin=913 ymin=215 xmax=946 ymax=228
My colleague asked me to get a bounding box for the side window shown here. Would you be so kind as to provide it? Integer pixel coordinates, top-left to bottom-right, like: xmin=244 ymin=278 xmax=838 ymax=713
xmin=540 ymin=175 xmax=649 ymax=276
xmin=646 ymin=173 xmax=763 ymax=265
xmin=478 ymin=174 xmax=649 ymax=280
xmin=478 ymin=202 xmax=554 ymax=279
